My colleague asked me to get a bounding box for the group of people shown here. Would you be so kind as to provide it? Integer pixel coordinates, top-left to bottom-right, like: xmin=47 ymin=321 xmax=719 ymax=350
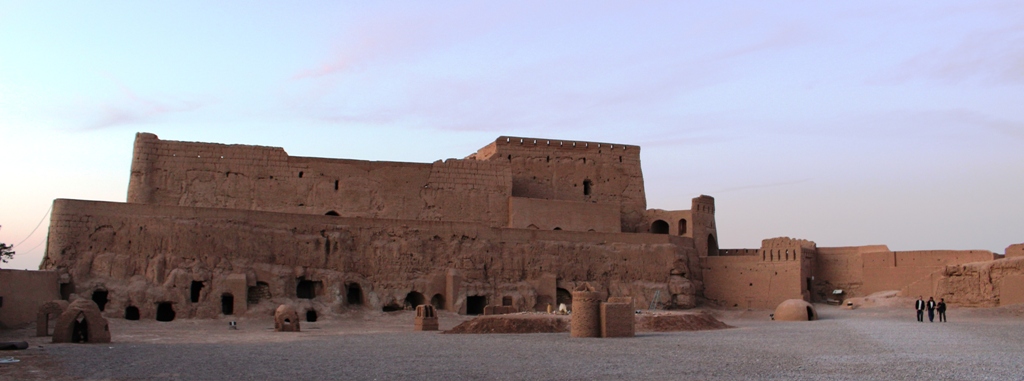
xmin=915 ymin=296 xmax=947 ymax=322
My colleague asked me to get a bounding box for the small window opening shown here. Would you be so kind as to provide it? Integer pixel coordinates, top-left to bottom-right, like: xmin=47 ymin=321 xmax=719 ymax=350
xmin=466 ymin=296 xmax=487 ymax=315
xmin=306 ymin=309 xmax=318 ymax=322
xmin=431 ymin=294 xmax=445 ymax=310
xmin=507 ymin=155 xmax=512 ymax=162
xmin=299 ymin=171 xmax=304 ymax=178
xmin=553 ymin=227 xmax=562 ymax=231
xmin=346 ymin=283 xmax=363 ymax=306
xmin=221 ymin=294 xmax=234 ymax=315
xmin=405 ymin=291 xmax=425 ymax=308
xmin=190 ymin=281 xmax=204 ymax=303
xmin=325 ymin=210 xmax=339 ymax=216
xmin=156 ymin=302 xmax=175 ymax=322
xmin=678 ymin=219 xmax=687 ymax=235
xmin=651 ymin=220 xmax=669 ymax=234
xmin=502 ymin=296 xmax=513 ymax=306
xmin=334 ymin=180 xmax=339 ymax=190
xmin=124 ymin=306 xmax=140 ymax=320
xmin=583 ymin=179 xmax=592 ymax=196
xmin=91 ymin=289 xmax=109 ymax=312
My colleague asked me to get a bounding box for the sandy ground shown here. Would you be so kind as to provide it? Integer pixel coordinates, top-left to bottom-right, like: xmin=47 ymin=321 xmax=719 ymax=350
xmin=2 ymin=304 xmax=1023 ymax=380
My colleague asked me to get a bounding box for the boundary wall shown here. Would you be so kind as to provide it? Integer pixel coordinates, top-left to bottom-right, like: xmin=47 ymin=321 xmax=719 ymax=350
xmin=43 ymin=199 xmax=695 ymax=320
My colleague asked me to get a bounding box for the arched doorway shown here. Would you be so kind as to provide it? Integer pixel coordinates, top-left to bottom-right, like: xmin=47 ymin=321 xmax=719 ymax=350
xmin=72 ymin=313 xmax=88 ymax=343
xmin=466 ymin=296 xmax=486 ymax=315
xmin=346 ymin=283 xmax=363 ymax=306
xmin=430 ymin=294 xmax=445 ymax=310
xmin=556 ymin=288 xmax=572 ymax=309
xmin=650 ymin=220 xmax=669 ymax=234
xmin=678 ymin=219 xmax=687 ymax=235
xmin=708 ymin=234 xmax=719 ymax=256
xmin=91 ymin=289 xmax=108 ymax=312
xmin=124 ymin=306 xmax=140 ymax=320
xmin=405 ymin=291 xmax=425 ymax=308
xmin=156 ymin=302 xmax=175 ymax=322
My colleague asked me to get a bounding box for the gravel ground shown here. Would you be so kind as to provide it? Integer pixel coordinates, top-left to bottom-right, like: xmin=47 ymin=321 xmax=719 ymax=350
xmin=4 ymin=305 xmax=1023 ymax=380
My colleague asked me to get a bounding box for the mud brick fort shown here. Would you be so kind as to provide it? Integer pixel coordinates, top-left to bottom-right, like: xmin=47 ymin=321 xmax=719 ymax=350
xmin=2 ymin=133 xmax=1022 ymax=327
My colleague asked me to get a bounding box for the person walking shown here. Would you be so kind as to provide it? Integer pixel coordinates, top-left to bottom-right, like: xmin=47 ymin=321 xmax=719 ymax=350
xmin=937 ymin=298 xmax=947 ymax=322
xmin=927 ymin=297 xmax=937 ymax=322
xmin=915 ymin=296 xmax=925 ymax=322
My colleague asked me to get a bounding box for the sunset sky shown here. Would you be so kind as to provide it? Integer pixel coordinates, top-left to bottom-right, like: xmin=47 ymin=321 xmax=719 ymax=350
xmin=1 ymin=1 xmax=1022 ymax=269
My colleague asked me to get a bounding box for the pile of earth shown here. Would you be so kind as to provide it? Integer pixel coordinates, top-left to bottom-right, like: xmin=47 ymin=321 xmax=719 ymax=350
xmin=444 ymin=314 xmax=569 ymax=334
xmin=444 ymin=311 xmax=731 ymax=334
xmin=636 ymin=311 xmax=732 ymax=331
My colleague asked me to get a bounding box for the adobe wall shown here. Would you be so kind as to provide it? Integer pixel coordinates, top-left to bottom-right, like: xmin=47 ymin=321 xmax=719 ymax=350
xmin=911 ymin=257 xmax=1024 ymax=307
xmin=469 ymin=137 xmax=647 ymax=233
xmin=507 ymin=197 xmax=620 ymax=233
xmin=643 ymin=209 xmax=692 ymax=236
xmin=41 ymin=199 xmax=696 ymax=320
xmin=1006 ymin=243 xmax=1024 ymax=258
xmin=127 ymin=133 xmax=512 ymax=226
xmin=812 ymin=246 xmax=995 ymax=300
xmin=700 ymin=255 xmax=803 ymax=310
xmin=0 ymin=269 xmax=61 ymax=328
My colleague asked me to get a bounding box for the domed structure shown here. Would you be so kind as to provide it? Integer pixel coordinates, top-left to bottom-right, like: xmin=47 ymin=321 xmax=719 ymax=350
xmin=774 ymin=299 xmax=817 ymax=321
xmin=274 ymin=304 xmax=301 ymax=332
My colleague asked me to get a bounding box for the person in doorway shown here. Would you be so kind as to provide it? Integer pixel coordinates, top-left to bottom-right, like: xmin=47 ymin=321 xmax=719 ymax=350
xmin=915 ymin=296 xmax=925 ymax=322
xmin=937 ymin=298 xmax=947 ymax=322
xmin=927 ymin=297 xmax=937 ymax=322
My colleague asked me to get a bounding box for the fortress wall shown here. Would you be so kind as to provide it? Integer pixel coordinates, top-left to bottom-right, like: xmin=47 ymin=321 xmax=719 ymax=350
xmin=700 ymin=255 xmax=803 ymax=310
xmin=43 ymin=199 xmax=691 ymax=319
xmin=1006 ymin=244 xmax=1024 ymax=258
xmin=507 ymin=197 xmax=620 ymax=233
xmin=811 ymin=246 xmax=996 ymax=299
xmin=0 ymin=270 xmax=61 ymax=328
xmin=924 ymin=257 xmax=1024 ymax=307
xmin=474 ymin=136 xmax=647 ymax=233
xmin=127 ymin=133 xmax=512 ymax=226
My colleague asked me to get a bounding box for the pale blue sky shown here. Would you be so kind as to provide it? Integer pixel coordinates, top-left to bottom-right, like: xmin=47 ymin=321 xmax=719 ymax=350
xmin=2 ymin=1 xmax=1022 ymax=269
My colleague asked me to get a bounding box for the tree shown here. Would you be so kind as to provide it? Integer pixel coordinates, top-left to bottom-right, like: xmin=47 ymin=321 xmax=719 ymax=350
xmin=0 ymin=225 xmax=14 ymax=264
xmin=0 ymin=242 xmax=12 ymax=264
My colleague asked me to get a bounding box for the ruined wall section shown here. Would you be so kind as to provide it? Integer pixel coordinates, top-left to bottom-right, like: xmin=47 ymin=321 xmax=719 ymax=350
xmin=1003 ymin=243 xmax=1023 ymax=258
xmin=128 ymin=133 xmax=511 ymax=226
xmin=42 ymin=199 xmax=691 ymax=319
xmin=470 ymin=136 xmax=647 ymax=233
xmin=0 ymin=270 xmax=61 ymax=328
xmin=813 ymin=246 xmax=994 ymax=300
xmin=910 ymin=257 xmax=1024 ymax=307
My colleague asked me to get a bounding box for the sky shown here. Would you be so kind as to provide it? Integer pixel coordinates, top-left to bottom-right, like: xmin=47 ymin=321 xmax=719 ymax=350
xmin=1 ymin=1 xmax=1022 ymax=270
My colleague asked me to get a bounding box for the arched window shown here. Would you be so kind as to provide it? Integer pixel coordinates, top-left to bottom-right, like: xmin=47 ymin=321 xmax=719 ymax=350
xmin=678 ymin=219 xmax=687 ymax=235
xmin=650 ymin=220 xmax=669 ymax=234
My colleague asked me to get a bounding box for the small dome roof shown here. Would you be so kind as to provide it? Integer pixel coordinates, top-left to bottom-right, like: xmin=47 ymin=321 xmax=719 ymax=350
xmin=774 ymin=299 xmax=817 ymax=321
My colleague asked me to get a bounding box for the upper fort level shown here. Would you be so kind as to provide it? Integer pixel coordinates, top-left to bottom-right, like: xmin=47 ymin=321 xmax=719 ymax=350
xmin=468 ymin=136 xmax=647 ymax=233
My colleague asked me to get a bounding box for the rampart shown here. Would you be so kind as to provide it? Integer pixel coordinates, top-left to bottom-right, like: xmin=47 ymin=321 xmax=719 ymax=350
xmin=42 ymin=199 xmax=697 ymax=320
xmin=128 ymin=133 xmax=512 ymax=226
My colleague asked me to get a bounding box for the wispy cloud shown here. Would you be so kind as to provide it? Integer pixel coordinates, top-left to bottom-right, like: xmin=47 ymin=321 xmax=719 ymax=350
xmin=78 ymin=83 xmax=204 ymax=131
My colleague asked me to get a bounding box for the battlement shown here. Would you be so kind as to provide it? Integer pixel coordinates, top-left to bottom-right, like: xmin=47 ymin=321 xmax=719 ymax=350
xmin=469 ymin=136 xmax=639 ymax=161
